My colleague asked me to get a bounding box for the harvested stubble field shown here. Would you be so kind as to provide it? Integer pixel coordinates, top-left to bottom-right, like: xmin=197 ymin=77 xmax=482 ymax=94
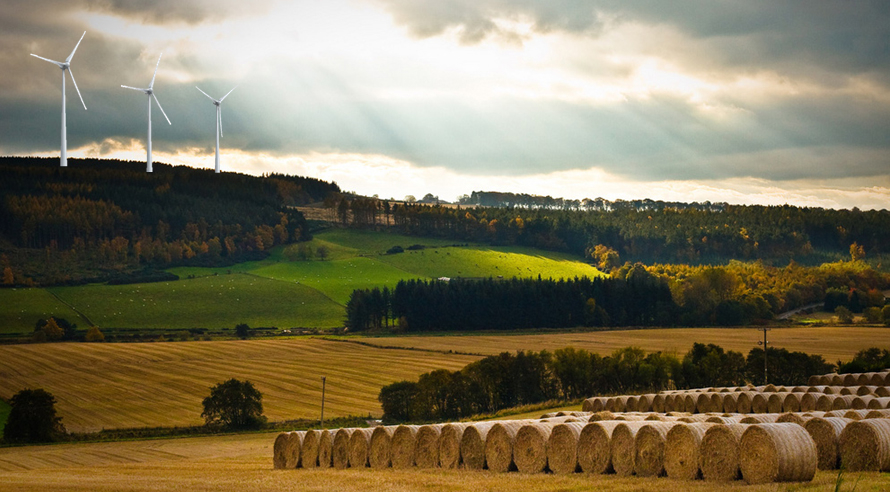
xmin=0 ymin=339 xmax=478 ymax=432
xmin=0 ymin=433 xmax=886 ymax=492
xmin=345 ymin=326 xmax=890 ymax=362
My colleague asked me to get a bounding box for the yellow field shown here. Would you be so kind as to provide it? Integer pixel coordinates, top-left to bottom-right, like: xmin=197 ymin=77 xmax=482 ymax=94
xmin=347 ymin=326 xmax=890 ymax=363
xmin=0 ymin=339 xmax=478 ymax=432
xmin=0 ymin=433 xmax=886 ymax=492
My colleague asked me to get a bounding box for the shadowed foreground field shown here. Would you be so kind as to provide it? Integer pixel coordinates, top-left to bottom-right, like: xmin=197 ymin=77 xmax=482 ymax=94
xmin=0 ymin=433 xmax=886 ymax=492
xmin=346 ymin=326 xmax=890 ymax=363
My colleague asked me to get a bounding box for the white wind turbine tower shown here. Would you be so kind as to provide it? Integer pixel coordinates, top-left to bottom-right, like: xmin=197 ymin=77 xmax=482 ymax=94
xmin=31 ymin=31 xmax=88 ymax=168
xmin=121 ymin=54 xmax=171 ymax=172
xmin=195 ymin=86 xmax=236 ymax=173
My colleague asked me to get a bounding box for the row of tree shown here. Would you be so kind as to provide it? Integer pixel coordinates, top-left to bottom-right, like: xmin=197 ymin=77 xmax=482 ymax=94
xmin=378 ymin=343 xmax=843 ymax=423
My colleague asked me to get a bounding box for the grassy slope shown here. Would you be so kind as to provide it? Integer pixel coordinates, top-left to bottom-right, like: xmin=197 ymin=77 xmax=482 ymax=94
xmin=0 ymin=339 xmax=478 ymax=432
xmin=0 ymin=433 xmax=884 ymax=491
xmin=2 ymin=229 xmax=601 ymax=333
xmin=341 ymin=326 xmax=890 ymax=364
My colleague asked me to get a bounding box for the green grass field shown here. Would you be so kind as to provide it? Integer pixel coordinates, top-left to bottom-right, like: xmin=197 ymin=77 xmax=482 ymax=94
xmin=1 ymin=228 xmax=602 ymax=333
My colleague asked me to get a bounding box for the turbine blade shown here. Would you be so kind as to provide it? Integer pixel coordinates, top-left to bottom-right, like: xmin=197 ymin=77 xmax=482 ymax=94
xmin=67 ymin=67 xmax=87 ymax=110
xmin=31 ymin=54 xmax=64 ymax=66
xmin=218 ymin=106 xmax=223 ymax=138
xmin=66 ymin=31 xmax=86 ymax=63
xmin=219 ymin=86 xmax=237 ymax=103
xmin=121 ymin=85 xmax=147 ymax=91
xmin=195 ymin=86 xmax=214 ymax=101
xmin=152 ymin=93 xmax=171 ymax=125
xmin=149 ymin=53 xmax=162 ymax=89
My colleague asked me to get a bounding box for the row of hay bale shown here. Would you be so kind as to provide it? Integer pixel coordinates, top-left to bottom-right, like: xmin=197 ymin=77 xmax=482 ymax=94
xmin=809 ymin=369 xmax=890 ymax=387
xmin=583 ymin=391 xmax=890 ymax=415
xmin=273 ymin=413 xmax=890 ymax=483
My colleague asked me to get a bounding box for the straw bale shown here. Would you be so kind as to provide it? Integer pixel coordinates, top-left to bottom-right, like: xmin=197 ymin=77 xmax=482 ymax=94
xmin=823 ymin=386 xmax=846 ymax=394
xmin=582 ymin=397 xmax=606 ymax=412
xmin=839 ymin=418 xmax=890 ymax=471
xmin=683 ymin=394 xmax=697 ymax=414
xmin=823 ymin=410 xmax=845 ymax=418
xmin=737 ymin=392 xmax=755 ymax=414
xmin=857 ymin=385 xmax=879 ymax=396
xmin=709 ymin=393 xmax=724 ymax=413
xmin=485 ymin=421 xmax=525 ymax=473
xmin=828 ymin=374 xmax=844 ymax=386
xmin=738 ymin=423 xmax=817 ymax=484
xmin=803 ymin=411 xmax=826 ymax=418
xmin=663 ymin=394 xmax=677 ymax=412
xmin=546 ymin=422 xmax=586 ymax=474
xmin=767 ymin=393 xmax=787 ymax=414
xmin=842 ymin=373 xmax=859 ymax=386
xmin=645 ymin=414 xmax=665 ymax=421
xmin=274 ymin=431 xmax=304 ymax=469
xmin=843 ymin=409 xmax=871 ymax=420
xmin=865 ymin=409 xmax=890 ymax=419
xmin=696 ymin=393 xmax=713 ymax=414
xmin=761 ymin=384 xmax=778 ymax=393
xmin=459 ymin=422 xmax=497 ymax=470
xmin=857 ymin=373 xmax=873 ymax=386
xmin=677 ymin=414 xmax=712 ymax=423
xmin=634 ymin=421 xmax=681 ymax=477
xmin=652 ymin=393 xmax=666 ymax=413
xmin=606 ymin=396 xmax=630 ymax=413
xmin=578 ymin=421 xmax=623 ymax=474
xmin=391 ymin=424 xmax=422 ymax=469
xmin=666 ymin=411 xmax=692 ymax=417
xmin=751 ymin=393 xmax=769 ymax=414
xmin=348 ymin=427 xmax=375 ymax=468
xmin=317 ymin=429 xmax=334 ymax=468
xmin=867 ymin=398 xmax=890 ymax=410
xmin=700 ymin=423 xmax=748 ymax=481
xmin=740 ymin=414 xmax=781 ymax=424
xmin=831 ymin=395 xmax=857 ymax=411
xmin=636 ymin=394 xmax=655 ymax=412
xmin=803 ymin=417 xmax=851 ymax=470
xmin=664 ymin=422 xmax=714 ymax=480
xmin=513 ymin=422 xmax=556 ymax=473
xmin=368 ymin=425 xmax=397 ymax=468
xmin=705 ymin=415 xmax=745 ymax=424
xmin=440 ymin=422 xmax=473 ymax=469
xmin=806 ymin=386 xmax=827 ymax=393
xmin=722 ymin=392 xmax=740 ymax=414
xmin=414 ymin=425 xmax=443 ymax=468
xmin=332 ymin=428 xmax=357 ymax=469
xmin=273 ymin=432 xmax=290 ymax=470
xmin=839 ymin=387 xmax=856 ymax=395
xmin=864 ymin=372 xmax=884 ymax=386
xmin=790 ymin=386 xmax=809 ymax=393
xmin=853 ymin=395 xmax=876 ymax=410
xmin=614 ymin=414 xmax=648 ymax=421
xmin=815 ymin=394 xmax=838 ymax=412
xmin=877 ymin=387 xmax=890 ymax=397
xmin=783 ymin=393 xmax=804 ymax=413
xmin=624 ymin=395 xmax=640 ymax=412
xmin=610 ymin=422 xmax=646 ymax=476
xmin=807 ymin=375 xmax=821 ymax=386
xmin=588 ymin=411 xmax=616 ymax=422
xmin=539 ymin=412 xmax=558 ymax=419
xmin=776 ymin=413 xmax=808 ymax=425
xmin=300 ymin=429 xmax=321 ymax=469
xmin=800 ymin=392 xmax=818 ymax=412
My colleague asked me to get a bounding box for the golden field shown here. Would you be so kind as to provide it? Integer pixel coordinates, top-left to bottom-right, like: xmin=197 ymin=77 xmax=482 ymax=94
xmin=347 ymin=326 xmax=890 ymax=363
xmin=0 ymin=432 xmax=887 ymax=492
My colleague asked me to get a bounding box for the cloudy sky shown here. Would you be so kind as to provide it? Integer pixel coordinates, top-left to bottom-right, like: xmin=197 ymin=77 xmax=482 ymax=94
xmin=2 ymin=1 xmax=889 ymax=209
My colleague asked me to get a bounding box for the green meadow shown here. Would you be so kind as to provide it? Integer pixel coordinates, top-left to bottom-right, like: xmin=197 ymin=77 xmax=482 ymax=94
xmin=1 ymin=228 xmax=603 ymax=333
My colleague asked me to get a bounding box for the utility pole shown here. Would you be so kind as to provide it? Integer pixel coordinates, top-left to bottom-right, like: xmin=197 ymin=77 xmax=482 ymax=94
xmin=757 ymin=327 xmax=771 ymax=384
xmin=320 ymin=376 xmax=326 ymax=428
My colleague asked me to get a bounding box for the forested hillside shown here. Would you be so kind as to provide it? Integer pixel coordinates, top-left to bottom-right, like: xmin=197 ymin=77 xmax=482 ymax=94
xmin=0 ymin=157 xmax=340 ymax=285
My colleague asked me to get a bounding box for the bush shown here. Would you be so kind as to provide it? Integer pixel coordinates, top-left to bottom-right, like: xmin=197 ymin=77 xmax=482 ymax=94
xmin=386 ymin=245 xmax=404 ymax=255
xmin=3 ymin=389 xmax=66 ymax=443
xmin=235 ymin=323 xmax=250 ymax=339
xmin=85 ymin=326 xmax=105 ymax=342
xmin=201 ymin=379 xmax=265 ymax=429
xmin=864 ymin=307 xmax=883 ymax=324
xmin=835 ymin=306 xmax=854 ymax=324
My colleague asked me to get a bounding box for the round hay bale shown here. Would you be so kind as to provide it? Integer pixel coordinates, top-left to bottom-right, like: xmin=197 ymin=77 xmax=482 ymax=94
xmin=751 ymin=393 xmax=769 ymax=414
xmin=856 ymin=373 xmax=873 ymax=386
xmin=300 ymin=429 xmax=321 ymax=469
xmin=808 ymin=375 xmax=822 ymax=386
xmin=695 ymin=393 xmax=713 ymax=414
xmin=865 ymin=372 xmax=884 ymax=386
xmin=823 ymin=410 xmax=845 ymax=418
xmin=700 ymin=423 xmax=748 ymax=481
xmin=665 ymin=422 xmax=714 ymax=480
xmin=317 ymin=429 xmax=334 ymax=468
xmin=614 ymin=414 xmax=647 ymax=421
xmin=803 ymin=411 xmax=827 ymax=418
xmin=332 ymin=428 xmax=357 ymax=469
xmin=857 ymin=385 xmax=879 ymax=396
xmin=738 ymin=423 xmax=817 ymax=484
xmin=634 ymin=421 xmax=680 ymax=477
xmin=709 ymin=393 xmax=724 ymax=413
xmin=664 ymin=393 xmax=678 ymax=412
xmin=578 ymin=421 xmax=622 ymax=474
xmin=782 ymin=393 xmax=804 ymax=413
xmin=767 ymin=393 xmax=787 ymax=414
xmin=513 ymin=422 xmax=555 ymax=473
xmin=683 ymin=394 xmax=697 ymax=414
xmin=842 ymin=373 xmax=859 ymax=386
xmin=484 ymin=421 xmax=525 ymax=473
xmin=645 ymin=414 xmax=665 ymax=421
xmin=740 ymin=414 xmax=781 ymax=424
xmin=829 ymin=374 xmax=844 ymax=386
xmin=582 ymin=397 xmax=606 ymax=412
xmin=737 ymin=392 xmax=755 ymax=414
xmin=391 ymin=424 xmax=422 ymax=469
xmin=606 ymin=396 xmax=630 ymax=413
xmin=439 ymin=422 xmax=473 ymax=469
xmin=348 ymin=428 xmax=374 ymax=469
xmin=803 ymin=417 xmax=851 ymax=470
xmin=843 ymin=409 xmax=871 ymax=420
xmin=414 ymin=424 xmax=443 ymax=468
xmin=839 ymin=418 xmax=890 ymax=471
xmin=273 ymin=432 xmax=290 ymax=469
xmin=588 ymin=411 xmax=616 ymax=422
xmin=369 ymin=425 xmax=397 ymax=468
xmin=876 ymin=387 xmax=890 ymax=397
xmin=625 ymin=395 xmax=640 ymax=412
xmin=839 ymin=387 xmax=856 ymax=395
xmin=853 ymin=396 xmax=876 ymax=410
xmin=546 ymin=422 xmax=586 ymax=475
xmin=815 ymin=394 xmax=838 ymax=412
xmin=867 ymin=398 xmax=890 ymax=410
xmin=610 ymin=422 xmax=645 ymax=476
xmin=776 ymin=413 xmax=807 ymax=425
xmin=831 ymin=395 xmax=857 ymax=411
xmin=459 ymin=422 xmax=497 ymax=470
xmin=677 ymin=414 xmax=712 ymax=423
xmin=722 ymin=393 xmax=740 ymax=414
xmin=652 ymin=393 xmax=666 ymax=413
xmin=761 ymin=384 xmax=778 ymax=393
xmin=865 ymin=409 xmax=890 ymax=419
xmin=705 ymin=415 xmax=745 ymax=424
xmin=539 ymin=412 xmax=558 ymax=419
xmin=274 ymin=431 xmax=304 ymax=469
xmin=824 ymin=386 xmax=846 ymax=394
xmin=806 ymin=386 xmax=827 ymax=393
xmin=636 ymin=394 xmax=655 ymax=413
xmin=791 ymin=386 xmax=809 ymax=393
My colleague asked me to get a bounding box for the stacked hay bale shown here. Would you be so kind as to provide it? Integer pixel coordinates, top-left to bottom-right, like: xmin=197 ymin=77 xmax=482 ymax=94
xmin=391 ymin=425 xmax=422 ymax=469
xmin=484 ymin=421 xmax=525 ymax=473
xmin=700 ymin=424 xmax=747 ymax=481
xmin=738 ymin=423 xmax=817 ymax=484
xmin=546 ymin=422 xmax=586 ymax=474
xmin=634 ymin=421 xmax=680 ymax=477
xmin=439 ymin=422 xmax=473 ymax=469
xmin=414 ymin=424 xmax=444 ymax=468
xmin=803 ymin=417 xmax=852 ymax=470
xmin=839 ymin=418 xmax=890 ymax=471
xmin=664 ymin=422 xmax=714 ymax=480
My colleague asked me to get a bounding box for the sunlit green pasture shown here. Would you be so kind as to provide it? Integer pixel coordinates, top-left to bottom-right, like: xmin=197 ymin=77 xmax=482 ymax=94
xmin=0 ymin=288 xmax=84 ymax=334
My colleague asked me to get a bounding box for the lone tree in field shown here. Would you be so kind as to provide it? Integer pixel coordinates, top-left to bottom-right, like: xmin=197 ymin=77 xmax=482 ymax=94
xmin=201 ymin=379 xmax=265 ymax=429
xmin=235 ymin=323 xmax=251 ymax=339
xmin=3 ymin=388 xmax=66 ymax=443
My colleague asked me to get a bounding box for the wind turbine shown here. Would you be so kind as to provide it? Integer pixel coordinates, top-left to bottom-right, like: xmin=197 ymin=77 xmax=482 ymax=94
xmin=195 ymin=86 xmax=236 ymax=173
xmin=31 ymin=31 xmax=88 ymax=168
xmin=121 ymin=54 xmax=171 ymax=172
